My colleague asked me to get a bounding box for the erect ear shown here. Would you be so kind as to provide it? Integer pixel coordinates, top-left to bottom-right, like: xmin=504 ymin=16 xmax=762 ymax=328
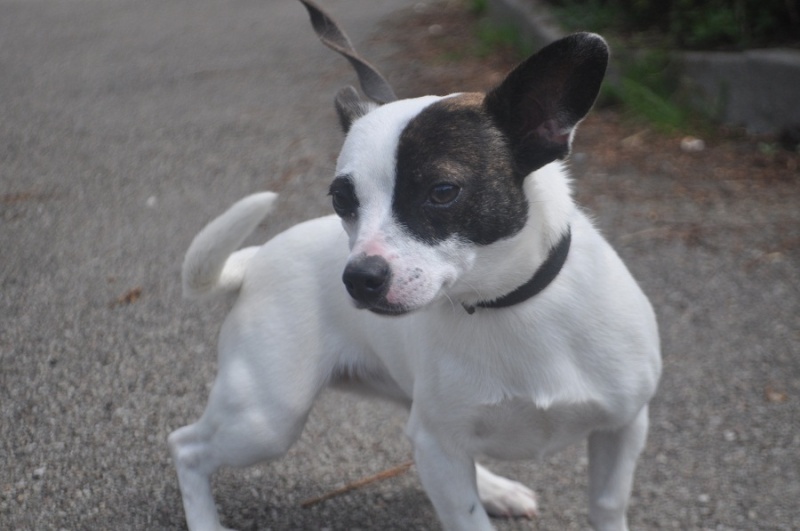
xmin=334 ymin=86 xmax=379 ymax=133
xmin=484 ymin=32 xmax=609 ymax=177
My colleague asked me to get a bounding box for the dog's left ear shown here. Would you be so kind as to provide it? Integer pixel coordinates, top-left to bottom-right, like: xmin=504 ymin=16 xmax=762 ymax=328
xmin=485 ymin=33 xmax=609 ymax=177
xmin=298 ymin=0 xmax=397 ymax=105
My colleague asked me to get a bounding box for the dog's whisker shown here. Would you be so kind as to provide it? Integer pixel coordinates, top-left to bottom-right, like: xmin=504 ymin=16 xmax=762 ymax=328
xmin=459 ymin=278 xmax=485 ymax=303
xmin=441 ymin=290 xmax=458 ymax=313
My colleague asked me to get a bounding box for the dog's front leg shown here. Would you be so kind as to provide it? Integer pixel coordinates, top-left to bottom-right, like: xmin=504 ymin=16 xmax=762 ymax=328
xmin=406 ymin=412 xmax=494 ymax=531
xmin=587 ymin=405 xmax=650 ymax=531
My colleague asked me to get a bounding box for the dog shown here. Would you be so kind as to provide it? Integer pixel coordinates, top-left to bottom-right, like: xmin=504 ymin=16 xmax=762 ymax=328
xmin=168 ymin=2 xmax=661 ymax=530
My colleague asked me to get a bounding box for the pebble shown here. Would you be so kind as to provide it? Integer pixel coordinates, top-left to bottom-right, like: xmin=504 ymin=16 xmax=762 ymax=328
xmin=621 ymin=131 xmax=646 ymax=149
xmin=680 ymin=136 xmax=706 ymax=152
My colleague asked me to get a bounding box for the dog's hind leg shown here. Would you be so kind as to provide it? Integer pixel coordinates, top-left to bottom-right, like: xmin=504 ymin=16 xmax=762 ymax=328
xmin=168 ymin=388 xmax=317 ymax=531
xmin=587 ymin=405 xmax=649 ymax=531
xmin=475 ymin=464 xmax=538 ymax=518
xmin=168 ymin=381 xmax=318 ymax=531
xmin=168 ymin=420 xmax=232 ymax=531
xmin=169 ymin=315 xmax=325 ymax=531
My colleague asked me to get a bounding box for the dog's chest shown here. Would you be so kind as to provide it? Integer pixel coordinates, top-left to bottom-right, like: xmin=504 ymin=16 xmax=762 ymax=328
xmin=464 ymin=397 xmax=610 ymax=460
xmin=406 ymin=317 xmax=618 ymax=460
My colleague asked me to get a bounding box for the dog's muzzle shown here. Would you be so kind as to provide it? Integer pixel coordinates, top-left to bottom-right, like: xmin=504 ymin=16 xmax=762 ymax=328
xmin=342 ymin=254 xmax=392 ymax=309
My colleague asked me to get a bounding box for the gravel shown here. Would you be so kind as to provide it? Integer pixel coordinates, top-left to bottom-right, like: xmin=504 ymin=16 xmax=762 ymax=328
xmin=2 ymin=1 xmax=798 ymax=530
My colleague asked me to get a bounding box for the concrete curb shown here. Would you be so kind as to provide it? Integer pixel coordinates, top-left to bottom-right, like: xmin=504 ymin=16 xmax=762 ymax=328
xmin=486 ymin=0 xmax=800 ymax=134
xmin=681 ymin=49 xmax=800 ymax=134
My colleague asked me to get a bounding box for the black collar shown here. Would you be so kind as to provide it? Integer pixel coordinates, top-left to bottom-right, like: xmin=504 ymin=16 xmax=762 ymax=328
xmin=463 ymin=228 xmax=572 ymax=314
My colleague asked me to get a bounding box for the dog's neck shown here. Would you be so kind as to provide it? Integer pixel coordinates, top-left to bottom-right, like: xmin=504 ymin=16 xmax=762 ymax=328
xmin=462 ymin=227 xmax=571 ymax=314
xmin=460 ymin=163 xmax=574 ymax=314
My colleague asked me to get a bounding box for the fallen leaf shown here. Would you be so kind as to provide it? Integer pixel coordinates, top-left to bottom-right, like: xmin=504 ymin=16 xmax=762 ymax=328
xmin=111 ymin=287 xmax=142 ymax=307
xmin=765 ymin=385 xmax=788 ymax=404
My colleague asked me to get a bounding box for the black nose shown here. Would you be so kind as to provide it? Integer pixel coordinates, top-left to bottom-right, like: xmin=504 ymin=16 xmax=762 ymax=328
xmin=342 ymin=255 xmax=391 ymax=305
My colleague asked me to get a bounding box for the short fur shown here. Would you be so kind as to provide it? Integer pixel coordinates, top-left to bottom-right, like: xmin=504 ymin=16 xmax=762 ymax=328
xmin=170 ymin=32 xmax=661 ymax=531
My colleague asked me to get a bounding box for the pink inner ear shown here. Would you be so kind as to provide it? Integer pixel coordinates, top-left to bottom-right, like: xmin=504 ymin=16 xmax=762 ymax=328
xmin=536 ymin=118 xmax=571 ymax=145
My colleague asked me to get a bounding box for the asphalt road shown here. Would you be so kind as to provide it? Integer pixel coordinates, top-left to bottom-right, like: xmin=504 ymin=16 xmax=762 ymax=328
xmin=1 ymin=0 xmax=798 ymax=530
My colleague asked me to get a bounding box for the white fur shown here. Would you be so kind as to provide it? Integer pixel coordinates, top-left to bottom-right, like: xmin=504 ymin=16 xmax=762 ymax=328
xmin=182 ymin=192 xmax=277 ymax=299
xmin=171 ymin=98 xmax=660 ymax=531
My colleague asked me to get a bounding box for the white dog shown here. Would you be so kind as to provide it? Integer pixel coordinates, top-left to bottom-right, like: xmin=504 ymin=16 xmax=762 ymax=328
xmin=169 ymin=4 xmax=661 ymax=530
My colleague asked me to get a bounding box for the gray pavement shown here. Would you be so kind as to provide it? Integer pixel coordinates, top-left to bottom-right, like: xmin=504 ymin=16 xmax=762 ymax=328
xmin=1 ymin=0 xmax=798 ymax=530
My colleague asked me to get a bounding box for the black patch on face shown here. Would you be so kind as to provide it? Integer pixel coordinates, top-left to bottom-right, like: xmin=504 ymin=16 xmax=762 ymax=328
xmin=393 ymin=96 xmax=528 ymax=245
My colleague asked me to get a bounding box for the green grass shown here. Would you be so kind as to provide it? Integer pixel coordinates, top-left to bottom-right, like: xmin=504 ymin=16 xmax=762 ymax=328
xmin=547 ymin=0 xmax=799 ymax=50
xmin=468 ymin=0 xmax=489 ymax=15
xmin=605 ymin=77 xmax=689 ymax=133
xmin=474 ymin=20 xmax=532 ymax=58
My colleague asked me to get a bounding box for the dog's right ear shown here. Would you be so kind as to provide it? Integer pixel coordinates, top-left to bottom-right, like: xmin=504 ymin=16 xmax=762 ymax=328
xmin=335 ymin=86 xmax=378 ymax=133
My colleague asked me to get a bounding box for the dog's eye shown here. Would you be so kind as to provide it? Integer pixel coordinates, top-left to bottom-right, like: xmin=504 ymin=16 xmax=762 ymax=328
xmin=428 ymin=183 xmax=460 ymax=206
xmin=329 ymin=178 xmax=359 ymax=218
xmin=331 ymin=190 xmax=358 ymax=217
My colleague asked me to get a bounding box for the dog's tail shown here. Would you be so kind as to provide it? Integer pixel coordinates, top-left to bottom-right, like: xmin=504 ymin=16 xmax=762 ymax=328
xmin=182 ymin=192 xmax=278 ymax=299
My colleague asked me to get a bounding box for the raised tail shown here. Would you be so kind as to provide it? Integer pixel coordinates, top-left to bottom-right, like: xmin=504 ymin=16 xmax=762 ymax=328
xmin=182 ymin=192 xmax=278 ymax=299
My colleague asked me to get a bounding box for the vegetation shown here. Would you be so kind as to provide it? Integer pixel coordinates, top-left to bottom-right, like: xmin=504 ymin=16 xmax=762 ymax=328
xmin=465 ymin=0 xmax=798 ymax=133
xmin=543 ymin=0 xmax=799 ymax=131
xmin=546 ymin=0 xmax=799 ymax=50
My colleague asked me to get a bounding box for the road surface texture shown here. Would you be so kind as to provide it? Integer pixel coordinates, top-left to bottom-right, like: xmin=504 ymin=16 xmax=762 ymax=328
xmin=2 ymin=0 xmax=798 ymax=529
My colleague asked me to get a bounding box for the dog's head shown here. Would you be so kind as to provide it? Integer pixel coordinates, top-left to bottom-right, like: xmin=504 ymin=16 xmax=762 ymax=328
xmin=300 ymin=2 xmax=607 ymax=315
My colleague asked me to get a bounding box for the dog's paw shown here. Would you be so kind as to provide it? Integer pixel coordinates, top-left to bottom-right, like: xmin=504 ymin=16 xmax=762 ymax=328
xmin=476 ymin=466 xmax=538 ymax=519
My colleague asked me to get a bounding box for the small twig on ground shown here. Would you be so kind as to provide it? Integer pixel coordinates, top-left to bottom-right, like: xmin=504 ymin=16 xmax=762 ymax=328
xmin=300 ymin=460 xmax=414 ymax=508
